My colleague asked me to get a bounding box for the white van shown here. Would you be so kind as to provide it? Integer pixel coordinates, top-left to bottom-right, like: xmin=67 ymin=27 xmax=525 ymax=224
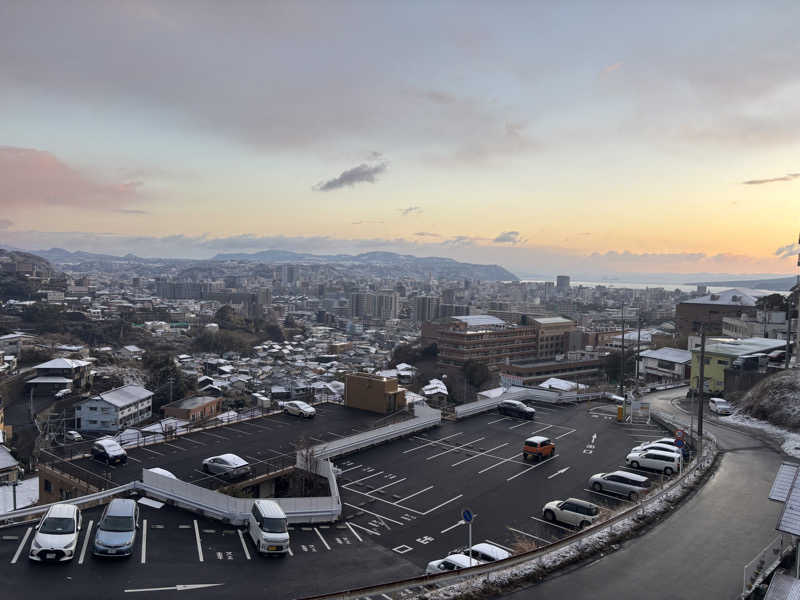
xmin=248 ymin=500 xmax=290 ymax=555
xmin=708 ymin=398 xmax=733 ymax=415
xmin=626 ymin=449 xmax=682 ymax=475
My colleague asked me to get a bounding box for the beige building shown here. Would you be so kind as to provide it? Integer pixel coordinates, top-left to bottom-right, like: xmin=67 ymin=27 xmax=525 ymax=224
xmin=344 ymin=373 xmax=407 ymax=414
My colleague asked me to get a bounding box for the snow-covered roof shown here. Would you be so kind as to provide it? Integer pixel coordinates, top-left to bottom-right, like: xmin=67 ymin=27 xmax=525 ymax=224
xmin=27 ymin=376 xmax=72 ymax=384
xmin=539 ymin=377 xmax=587 ymax=392
xmin=395 ymin=363 xmax=416 ymax=372
xmin=702 ymin=337 xmax=786 ymax=357
xmin=0 ymin=445 xmax=19 ymax=471
xmin=422 ymin=378 xmax=448 ymax=396
xmin=682 ymin=288 xmax=773 ymax=306
xmin=452 ymin=315 xmax=505 ymax=327
xmin=96 ymin=385 xmax=153 ymax=408
xmin=639 ymin=347 xmax=691 ymax=364
xmin=533 ymin=316 xmax=573 ymax=325
xmin=35 ymin=358 xmax=90 ymax=370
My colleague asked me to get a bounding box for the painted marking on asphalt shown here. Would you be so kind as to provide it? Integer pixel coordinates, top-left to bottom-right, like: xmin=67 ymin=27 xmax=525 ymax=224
xmin=583 ymin=488 xmax=635 ymax=504
xmin=179 ymin=436 xmax=205 ymax=445
xmin=1 ymin=535 xmax=19 ymax=541
xmin=547 ymin=466 xmax=571 ymax=479
xmin=343 ymin=503 xmax=403 ymax=526
xmin=395 ymin=486 xmax=434 ymax=504
xmin=161 ymin=442 xmax=186 ymax=451
xmin=478 ymin=452 xmax=524 ymax=474
xmin=348 ymin=522 xmax=379 ymax=537
xmin=309 ymin=436 xmax=324 ymax=443
xmin=486 ymin=417 xmax=510 ymax=425
xmin=237 ymin=529 xmax=251 ymax=560
xmin=381 ymin=594 xmax=393 ymax=600
xmin=341 ymin=487 xmax=424 ymax=514
xmin=403 ymin=432 xmax=463 ymax=453
xmin=372 ymin=478 xmax=407 ymax=492
xmin=196 ymin=430 xmax=229 ymax=441
xmin=126 ymin=455 xmax=143 ymax=464
xmin=327 ymin=431 xmax=345 ymax=438
xmin=509 ymin=420 xmax=531 ymax=429
xmin=124 ymin=584 xmax=224 ymax=593
xmin=531 ymin=516 xmax=573 ymax=532
xmin=314 ymin=527 xmax=331 ymax=550
xmin=193 ymin=520 xmax=204 ymax=562
xmin=484 ymin=539 xmax=513 ymax=552
xmin=393 ymin=544 xmax=413 ymax=554
xmin=244 ymin=455 xmax=260 ymax=463
xmin=78 ymin=519 xmax=93 ymax=564
xmin=441 ymin=517 xmax=474 ymax=534
xmin=339 ymin=464 xmax=362 ymax=474
xmin=451 ymin=442 xmax=510 ymax=467
xmin=10 ymin=527 xmax=31 ymax=564
xmin=345 ymin=522 xmax=363 ymax=542
xmin=507 ymin=526 xmax=549 ymax=544
xmin=287 ymin=547 xmax=293 ymax=556
xmin=422 ymin=494 xmax=463 ymax=515
xmin=141 ymin=519 xmax=147 ymax=564
xmin=555 ymin=430 xmax=576 ymax=439
xmin=138 ymin=446 xmax=164 ymax=456
xmin=346 ymin=470 xmax=385 ymax=485
xmin=426 ymin=437 xmax=485 ymax=460
xmin=506 ymin=454 xmax=560 ymax=482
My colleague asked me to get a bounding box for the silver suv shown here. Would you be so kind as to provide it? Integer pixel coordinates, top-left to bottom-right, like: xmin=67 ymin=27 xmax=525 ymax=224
xmin=588 ymin=470 xmax=651 ymax=501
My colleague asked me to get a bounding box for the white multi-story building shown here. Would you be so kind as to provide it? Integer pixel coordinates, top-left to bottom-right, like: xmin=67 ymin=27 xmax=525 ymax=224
xmin=75 ymin=385 xmax=153 ymax=432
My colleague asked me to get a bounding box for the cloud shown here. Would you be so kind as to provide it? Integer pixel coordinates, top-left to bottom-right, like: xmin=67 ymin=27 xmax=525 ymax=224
xmin=493 ymin=231 xmax=523 ymax=244
xmin=0 ymin=146 xmax=145 ymax=210
xmin=775 ymin=243 xmax=800 ymax=258
xmin=113 ymin=208 xmax=149 ymax=215
xmin=414 ymin=232 xmax=441 ymax=238
xmin=313 ymin=159 xmax=388 ymax=192
xmin=351 ymin=220 xmax=384 ymax=225
xmin=399 ymin=206 xmax=422 ymax=216
xmin=603 ymin=62 xmax=623 ymax=74
xmin=0 ymin=219 xmax=12 ymax=230
xmin=742 ymin=173 xmax=800 ymax=185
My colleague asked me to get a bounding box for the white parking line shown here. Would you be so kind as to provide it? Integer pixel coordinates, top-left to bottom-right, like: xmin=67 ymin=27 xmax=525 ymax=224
xmin=583 ymin=488 xmax=635 ymax=504
xmin=345 ymin=522 xmax=364 ymax=542
xmin=288 ymin=547 xmax=294 ymax=556
xmin=78 ymin=519 xmax=93 ymax=564
xmin=509 ymin=420 xmax=533 ymax=429
xmin=506 ymin=454 xmax=560 ymax=482
xmin=531 ymin=516 xmax=573 ymax=532
xmin=126 ymin=455 xmax=143 ymax=464
xmin=161 ymin=442 xmax=187 ymax=451
xmin=372 ymin=478 xmax=407 ymax=492
xmin=395 ymin=486 xmax=433 ymax=503
xmin=138 ymin=447 xmax=164 ymax=456
xmin=348 ymin=522 xmax=379 ymax=537
xmin=196 ymin=430 xmax=229 ymax=441
xmin=507 ymin=526 xmax=549 ymax=544
xmin=140 ymin=519 xmax=147 ymax=564
xmin=403 ymin=432 xmax=463 ymax=453
xmin=486 ymin=417 xmax=510 ymax=425
xmin=441 ymin=517 xmax=474 ymax=534
xmin=237 ymin=529 xmax=251 ymax=560
xmin=345 ymin=471 xmax=385 ymax=486
xmin=478 ymin=452 xmax=524 ymax=474
xmin=339 ymin=464 xmax=362 ymax=474
xmin=180 ymin=436 xmax=205 ymax=446
xmin=555 ymin=430 xmax=575 ymax=439
xmin=327 ymin=431 xmax=345 ymax=438
xmin=10 ymin=527 xmax=32 ymax=564
xmin=528 ymin=425 xmax=553 ymax=436
xmin=451 ymin=442 xmax=509 ymax=467
xmin=193 ymin=520 xmax=204 ymax=562
xmin=547 ymin=466 xmax=571 ymax=479
xmin=314 ymin=527 xmax=331 ymax=550
xmin=422 ymin=494 xmax=463 ymax=515
xmin=340 ymin=487 xmax=424 ymax=514
xmin=426 ymin=437 xmax=485 ymax=460
xmin=343 ymin=503 xmax=404 ymax=525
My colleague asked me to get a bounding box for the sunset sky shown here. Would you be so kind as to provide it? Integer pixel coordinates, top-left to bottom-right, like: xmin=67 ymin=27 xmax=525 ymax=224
xmin=1 ymin=1 xmax=799 ymax=279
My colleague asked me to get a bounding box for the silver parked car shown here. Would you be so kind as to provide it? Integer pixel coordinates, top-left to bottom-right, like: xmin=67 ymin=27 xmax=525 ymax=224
xmin=93 ymin=498 xmax=139 ymax=557
xmin=283 ymin=400 xmax=316 ymax=418
xmin=202 ymin=453 xmax=252 ymax=480
xmin=589 ymin=470 xmax=651 ymax=501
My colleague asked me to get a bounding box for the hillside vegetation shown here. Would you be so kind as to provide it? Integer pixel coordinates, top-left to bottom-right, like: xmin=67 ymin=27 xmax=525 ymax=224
xmin=738 ymin=370 xmax=800 ymax=429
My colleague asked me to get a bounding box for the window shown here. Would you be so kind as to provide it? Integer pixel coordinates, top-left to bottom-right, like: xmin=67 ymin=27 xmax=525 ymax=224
xmin=44 ymin=479 xmax=52 ymax=492
xmin=89 ymin=419 xmax=98 ymax=425
xmin=89 ymin=406 xmax=98 ymax=412
xmin=717 ymin=359 xmax=729 ymax=365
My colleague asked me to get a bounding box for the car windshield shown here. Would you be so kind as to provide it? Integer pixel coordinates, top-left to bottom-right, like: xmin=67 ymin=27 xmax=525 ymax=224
xmin=39 ymin=517 xmax=75 ymax=534
xmin=99 ymin=515 xmax=134 ymax=532
xmin=259 ymin=517 xmax=288 ymax=533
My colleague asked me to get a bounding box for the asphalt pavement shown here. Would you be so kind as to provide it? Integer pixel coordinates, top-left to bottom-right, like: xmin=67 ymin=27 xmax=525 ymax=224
xmin=495 ymin=388 xmax=785 ymax=600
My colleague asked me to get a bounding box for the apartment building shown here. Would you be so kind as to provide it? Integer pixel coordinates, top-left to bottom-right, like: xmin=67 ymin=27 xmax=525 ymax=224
xmin=75 ymin=385 xmax=153 ymax=432
xmin=676 ymin=288 xmax=770 ymax=339
xmin=689 ymin=337 xmax=785 ymax=394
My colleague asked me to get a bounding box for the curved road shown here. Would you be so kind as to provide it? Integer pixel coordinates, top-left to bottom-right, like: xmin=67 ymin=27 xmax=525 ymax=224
xmin=498 ymin=389 xmax=784 ymax=600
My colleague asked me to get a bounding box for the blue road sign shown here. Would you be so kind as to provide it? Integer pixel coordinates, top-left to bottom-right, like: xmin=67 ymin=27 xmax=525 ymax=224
xmin=462 ymin=509 xmax=473 ymax=523
xmin=674 ymin=439 xmax=685 ymax=448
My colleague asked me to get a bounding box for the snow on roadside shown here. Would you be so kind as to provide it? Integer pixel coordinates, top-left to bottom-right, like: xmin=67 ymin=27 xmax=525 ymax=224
xmin=0 ymin=477 xmax=39 ymax=513
xmin=721 ymin=412 xmax=800 ymax=460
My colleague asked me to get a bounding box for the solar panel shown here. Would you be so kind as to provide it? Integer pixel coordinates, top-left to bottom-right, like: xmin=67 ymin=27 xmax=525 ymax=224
xmin=776 ymin=474 xmax=800 ymax=535
xmin=769 ymin=463 xmax=799 ymax=502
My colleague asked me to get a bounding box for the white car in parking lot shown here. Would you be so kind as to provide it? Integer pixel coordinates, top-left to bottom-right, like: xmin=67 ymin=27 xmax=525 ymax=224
xmin=542 ymin=498 xmax=600 ymax=529
xmin=426 ymin=553 xmax=484 ymax=575
xmin=29 ymin=504 xmax=82 ymax=562
xmin=630 ymin=442 xmax=684 ymax=455
xmin=283 ymin=400 xmax=316 ymax=418
xmin=202 ymin=453 xmax=252 ymax=479
xmin=626 ymin=449 xmax=682 ymax=475
xmin=451 ymin=542 xmax=510 ymax=562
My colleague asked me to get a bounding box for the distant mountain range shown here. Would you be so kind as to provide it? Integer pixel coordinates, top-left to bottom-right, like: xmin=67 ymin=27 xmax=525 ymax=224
xmin=686 ymin=275 xmax=798 ymax=291
xmin=212 ymin=249 xmax=519 ymax=281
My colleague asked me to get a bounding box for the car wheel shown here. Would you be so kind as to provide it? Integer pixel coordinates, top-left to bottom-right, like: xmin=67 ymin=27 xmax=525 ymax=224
xmin=592 ymin=482 xmax=602 ymax=492
xmin=629 ymin=491 xmax=639 ymax=502
xmin=522 ymin=453 xmax=529 ymax=461
xmin=664 ymin=467 xmax=673 ymax=476
xmin=543 ymin=509 xmax=555 ymax=522
xmin=202 ymin=464 xmax=209 ymax=473
xmin=579 ymin=521 xmax=590 ymax=530
xmin=630 ymin=461 xmax=640 ymax=469
xmin=284 ymin=408 xmax=289 ymax=414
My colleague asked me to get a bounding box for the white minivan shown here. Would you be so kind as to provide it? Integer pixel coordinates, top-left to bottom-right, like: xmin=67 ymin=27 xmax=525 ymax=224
xmin=248 ymin=499 xmax=290 ymax=555
xmin=626 ymin=449 xmax=682 ymax=475
xmin=708 ymin=398 xmax=733 ymax=416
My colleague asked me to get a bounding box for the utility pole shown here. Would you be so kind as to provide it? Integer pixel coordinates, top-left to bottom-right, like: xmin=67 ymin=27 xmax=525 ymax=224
xmin=635 ymin=315 xmax=642 ymax=392
xmin=786 ymin=294 xmax=793 ymax=370
xmin=696 ymin=325 xmax=707 ymax=454
xmin=619 ymin=303 xmax=625 ymax=398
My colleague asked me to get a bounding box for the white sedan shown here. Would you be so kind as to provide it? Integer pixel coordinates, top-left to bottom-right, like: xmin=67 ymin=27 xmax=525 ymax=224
xmin=426 ymin=553 xmax=484 ymax=575
xmin=202 ymin=453 xmax=252 ymax=480
xmin=284 ymin=400 xmax=316 ymax=418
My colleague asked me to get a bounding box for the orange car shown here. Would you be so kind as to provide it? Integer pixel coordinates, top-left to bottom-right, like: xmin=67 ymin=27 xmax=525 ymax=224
xmin=522 ymin=436 xmax=556 ymax=461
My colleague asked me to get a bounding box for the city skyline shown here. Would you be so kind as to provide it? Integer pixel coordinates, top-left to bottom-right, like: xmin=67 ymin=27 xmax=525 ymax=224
xmin=1 ymin=1 xmax=800 ymax=276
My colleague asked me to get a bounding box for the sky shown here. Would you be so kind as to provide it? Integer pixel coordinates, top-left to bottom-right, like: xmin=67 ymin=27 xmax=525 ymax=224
xmin=1 ymin=1 xmax=799 ymax=279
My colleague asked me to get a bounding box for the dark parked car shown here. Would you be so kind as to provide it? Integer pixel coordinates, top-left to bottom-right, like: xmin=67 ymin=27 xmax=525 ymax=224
xmin=498 ymin=399 xmax=536 ymax=420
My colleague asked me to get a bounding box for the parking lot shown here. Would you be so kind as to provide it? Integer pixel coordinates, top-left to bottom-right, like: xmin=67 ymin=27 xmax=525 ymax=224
xmin=4 ymin=402 xmax=675 ymax=598
xmin=51 ymin=404 xmax=381 ymax=490
xmin=336 ymin=403 xmax=674 ymax=569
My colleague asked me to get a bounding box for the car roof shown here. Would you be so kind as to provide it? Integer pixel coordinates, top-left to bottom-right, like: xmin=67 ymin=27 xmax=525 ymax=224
xmin=47 ymin=503 xmax=78 ymax=518
xmin=253 ymin=499 xmax=287 ymax=518
xmin=640 ymin=449 xmax=681 ymax=458
xmin=470 ymin=543 xmax=510 ymax=559
xmin=147 ymin=467 xmax=177 ymax=478
xmin=608 ymin=470 xmax=649 ymax=483
xmin=106 ymin=498 xmax=136 ymax=516
xmin=564 ymin=497 xmax=598 ymax=509
xmin=443 ymin=553 xmax=480 ymax=567
xmin=96 ymin=437 xmax=122 ymax=449
xmin=294 ymin=400 xmax=312 ymax=407
xmin=215 ymin=453 xmax=248 ymax=466
xmin=525 ymin=436 xmax=551 ymax=444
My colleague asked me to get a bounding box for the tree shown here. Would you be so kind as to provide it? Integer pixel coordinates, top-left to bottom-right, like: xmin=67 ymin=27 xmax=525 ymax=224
xmin=756 ymin=293 xmax=788 ymax=312
xmin=463 ymin=360 xmax=490 ymax=388
xmin=602 ymin=351 xmax=636 ymax=386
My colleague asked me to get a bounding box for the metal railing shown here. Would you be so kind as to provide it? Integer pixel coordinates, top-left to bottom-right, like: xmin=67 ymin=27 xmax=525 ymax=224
xmin=742 ymin=534 xmax=792 ymax=597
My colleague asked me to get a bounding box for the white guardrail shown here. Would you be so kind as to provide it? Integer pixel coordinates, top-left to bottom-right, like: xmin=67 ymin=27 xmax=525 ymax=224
xmin=742 ymin=534 xmax=792 ymax=597
xmin=454 ymin=389 xmax=610 ymax=419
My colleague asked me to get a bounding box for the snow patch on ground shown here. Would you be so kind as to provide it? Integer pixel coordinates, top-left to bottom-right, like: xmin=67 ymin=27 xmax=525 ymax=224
xmin=0 ymin=477 xmax=39 ymax=513
xmin=721 ymin=412 xmax=800 ymax=460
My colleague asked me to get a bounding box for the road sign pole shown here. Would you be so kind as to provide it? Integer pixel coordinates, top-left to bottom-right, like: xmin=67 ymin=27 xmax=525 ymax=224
xmin=468 ymin=521 xmax=472 ymax=564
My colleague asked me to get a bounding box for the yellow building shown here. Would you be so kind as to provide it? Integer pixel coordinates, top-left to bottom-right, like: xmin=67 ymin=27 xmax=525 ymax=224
xmin=690 ymin=337 xmax=785 ymax=394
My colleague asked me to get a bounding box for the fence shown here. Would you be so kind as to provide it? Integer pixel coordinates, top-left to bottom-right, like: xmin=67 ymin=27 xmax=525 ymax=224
xmin=742 ymin=534 xmax=792 ymax=597
xmin=298 ymin=408 xmax=718 ymax=600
